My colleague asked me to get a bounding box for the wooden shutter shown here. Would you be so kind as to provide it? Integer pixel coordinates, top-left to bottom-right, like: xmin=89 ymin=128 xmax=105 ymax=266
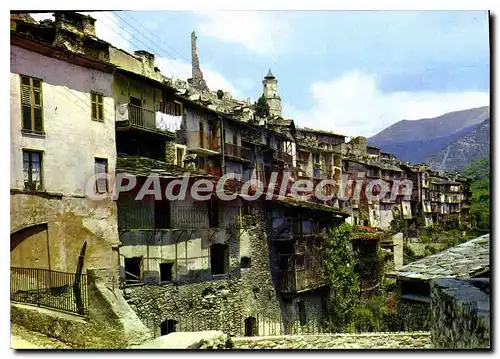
xmin=20 ymin=76 xmax=43 ymax=131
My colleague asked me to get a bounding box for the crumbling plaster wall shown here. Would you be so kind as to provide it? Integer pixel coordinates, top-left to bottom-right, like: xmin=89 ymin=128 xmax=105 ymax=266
xmin=11 ymin=193 xmax=119 ymax=272
xmin=118 ymin=197 xmax=239 ymax=283
xmin=122 ymin=208 xmax=282 ymax=337
xmin=10 ymin=45 xmax=116 ymax=195
xmin=10 ymin=45 xmax=118 ymax=272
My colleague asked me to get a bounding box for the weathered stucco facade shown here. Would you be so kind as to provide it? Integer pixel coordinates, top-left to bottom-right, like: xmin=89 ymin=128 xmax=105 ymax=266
xmin=10 ymin=44 xmax=119 ymax=272
xmin=121 ymin=206 xmax=282 ymax=337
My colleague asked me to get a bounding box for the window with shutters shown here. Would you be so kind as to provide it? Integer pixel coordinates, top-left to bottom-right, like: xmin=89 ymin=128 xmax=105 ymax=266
xmin=94 ymin=158 xmax=108 ymax=193
xmin=91 ymin=92 xmax=104 ymax=121
xmin=20 ymin=75 xmax=44 ymax=133
xmin=23 ymin=150 xmax=43 ymax=191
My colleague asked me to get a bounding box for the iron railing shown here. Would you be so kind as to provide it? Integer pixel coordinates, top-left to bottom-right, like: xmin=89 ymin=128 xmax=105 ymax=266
xmin=116 ymin=103 xmax=166 ymax=132
xmin=10 ymin=267 xmax=89 ymax=316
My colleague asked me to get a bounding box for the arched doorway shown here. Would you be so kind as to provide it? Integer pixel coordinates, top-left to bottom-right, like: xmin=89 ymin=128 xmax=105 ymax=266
xmin=10 ymin=223 xmax=50 ymax=269
xmin=244 ymin=316 xmax=258 ymax=337
xmin=160 ymin=319 xmax=178 ymax=336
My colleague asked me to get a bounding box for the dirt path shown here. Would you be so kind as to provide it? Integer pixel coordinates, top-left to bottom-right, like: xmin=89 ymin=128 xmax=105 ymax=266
xmin=10 ymin=324 xmax=72 ymax=349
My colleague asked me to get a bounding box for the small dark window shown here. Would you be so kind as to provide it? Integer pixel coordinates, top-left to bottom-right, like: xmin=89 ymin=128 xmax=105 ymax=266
xmin=363 ymin=219 xmax=369 ymax=226
xmin=198 ymin=156 xmax=206 ymax=170
xmin=160 ymin=262 xmax=173 ymax=282
xmin=208 ymin=198 xmax=219 ymax=228
xmin=210 ymin=243 xmax=228 ymax=275
xmin=160 ymin=319 xmax=178 ymax=336
xmin=298 ymin=301 xmax=306 ymax=325
xmin=95 ymin=158 xmax=108 ymax=193
xmin=20 ymin=75 xmax=43 ymax=133
xmin=155 ymin=200 xmax=171 ymax=229
xmin=176 ymin=147 xmax=184 ymax=167
xmin=91 ymin=92 xmax=104 ymax=121
xmin=124 ymin=257 xmax=142 ymax=284
xmin=199 ymin=121 xmax=205 ymax=148
xmin=240 ymin=256 xmax=251 ymax=268
xmin=174 ymin=101 xmax=183 ymax=116
xmin=23 ymin=150 xmax=43 ymax=191
xmin=244 ymin=317 xmax=258 ymax=337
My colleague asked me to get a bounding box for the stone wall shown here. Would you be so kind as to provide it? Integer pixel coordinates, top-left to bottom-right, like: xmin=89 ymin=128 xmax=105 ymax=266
xmin=397 ymin=298 xmax=430 ymax=331
xmin=122 ymin=210 xmax=282 ymax=337
xmin=231 ymin=332 xmax=432 ymax=349
xmin=430 ymin=278 xmax=490 ymax=348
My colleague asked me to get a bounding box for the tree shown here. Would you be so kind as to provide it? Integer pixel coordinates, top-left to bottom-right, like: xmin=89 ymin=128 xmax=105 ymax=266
xmin=254 ymin=94 xmax=270 ymax=118
xmin=320 ymin=223 xmax=360 ymax=332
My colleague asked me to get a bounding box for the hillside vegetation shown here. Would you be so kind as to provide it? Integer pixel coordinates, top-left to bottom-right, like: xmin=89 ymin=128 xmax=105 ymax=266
xmin=462 ymin=155 xmax=490 ymax=233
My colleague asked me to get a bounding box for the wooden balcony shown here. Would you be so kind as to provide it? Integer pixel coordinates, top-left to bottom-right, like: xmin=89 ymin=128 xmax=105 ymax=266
xmin=115 ymin=103 xmax=176 ymax=137
xmin=224 ymin=143 xmax=253 ymax=162
xmin=188 ymin=131 xmax=220 ymax=154
xmin=278 ymin=268 xmax=325 ymax=293
xmin=273 ymin=151 xmax=293 ymax=164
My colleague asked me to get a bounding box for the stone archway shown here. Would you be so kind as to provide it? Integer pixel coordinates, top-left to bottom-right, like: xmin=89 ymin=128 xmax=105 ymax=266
xmin=10 ymin=223 xmax=50 ymax=269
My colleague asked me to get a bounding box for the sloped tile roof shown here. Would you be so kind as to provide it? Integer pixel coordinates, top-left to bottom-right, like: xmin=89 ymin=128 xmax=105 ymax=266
xmin=387 ymin=234 xmax=490 ymax=281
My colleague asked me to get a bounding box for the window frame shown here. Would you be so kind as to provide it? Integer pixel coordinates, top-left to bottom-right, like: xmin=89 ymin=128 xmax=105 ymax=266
xmin=94 ymin=157 xmax=109 ymax=194
xmin=20 ymin=75 xmax=44 ymax=133
xmin=174 ymin=100 xmax=183 ymax=116
xmin=91 ymin=91 xmax=105 ymax=122
xmin=22 ymin=149 xmax=43 ymax=191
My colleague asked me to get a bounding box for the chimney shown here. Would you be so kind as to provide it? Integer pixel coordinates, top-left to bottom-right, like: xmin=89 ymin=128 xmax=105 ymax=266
xmin=134 ymin=50 xmax=155 ymax=74
xmin=53 ymin=12 xmax=96 ymax=37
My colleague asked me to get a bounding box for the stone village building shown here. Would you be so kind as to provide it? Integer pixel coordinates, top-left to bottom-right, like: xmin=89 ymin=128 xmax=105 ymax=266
xmin=9 ymin=11 xmax=475 ymax=340
xmin=10 ymin=13 xmax=120 ymax=273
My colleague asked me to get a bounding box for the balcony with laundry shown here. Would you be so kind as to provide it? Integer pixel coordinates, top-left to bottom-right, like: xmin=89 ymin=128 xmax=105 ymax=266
xmin=114 ymin=70 xmax=181 ymax=138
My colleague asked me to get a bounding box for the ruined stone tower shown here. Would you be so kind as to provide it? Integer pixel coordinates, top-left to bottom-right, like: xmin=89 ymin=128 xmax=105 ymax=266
xmin=262 ymin=69 xmax=282 ymax=117
xmin=188 ymin=31 xmax=208 ymax=91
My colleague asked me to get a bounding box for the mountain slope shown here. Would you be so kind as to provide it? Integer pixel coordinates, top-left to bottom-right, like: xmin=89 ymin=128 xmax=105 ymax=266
xmin=425 ymin=118 xmax=490 ymax=172
xmin=368 ymin=106 xmax=490 ymax=165
xmin=369 ymin=106 xmax=489 ymax=143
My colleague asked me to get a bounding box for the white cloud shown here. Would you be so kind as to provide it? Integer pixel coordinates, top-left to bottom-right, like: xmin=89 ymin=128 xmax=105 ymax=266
xmin=285 ymin=70 xmax=490 ymax=138
xmin=196 ymin=11 xmax=293 ymax=55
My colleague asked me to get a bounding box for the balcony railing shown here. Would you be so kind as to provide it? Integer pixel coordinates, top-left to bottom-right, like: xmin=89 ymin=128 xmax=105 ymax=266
xmin=273 ymin=151 xmax=293 ymax=164
xmin=278 ymin=267 xmax=325 ymax=293
xmin=116 ymin=103 xmax=176 ymax=135
xmin=224 ymin=143 xmax=253 ymax=161
xmin=188 ymin=132 xmax=220 ymax=152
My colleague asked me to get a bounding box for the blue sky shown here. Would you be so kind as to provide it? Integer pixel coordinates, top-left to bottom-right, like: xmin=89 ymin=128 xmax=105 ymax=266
xmin=32 ymin=10 xmax=490 ymax=137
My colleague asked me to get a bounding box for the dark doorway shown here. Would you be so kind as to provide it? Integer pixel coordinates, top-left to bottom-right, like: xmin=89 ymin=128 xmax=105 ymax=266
xmin=244 ymin=317 xmax=258 ymax=337
xmin=160 ymin=262 xmax=173 ymax=282
xmin=210 ymin=244 xmax=228 ymax=275
xmin=160 ymin=319 xmax=178 ymax=336
xmin=124 ymin=257 xmax=142 ymax=284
